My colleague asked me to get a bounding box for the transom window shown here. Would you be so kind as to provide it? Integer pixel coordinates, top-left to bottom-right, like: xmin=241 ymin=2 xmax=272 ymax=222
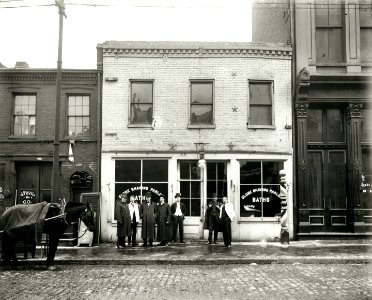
xmin=240 ymin=161 xmax=283 ymax=218
xmin=190 ymin=81 xmax=214 ymax=125
xmin=13 ymin=94 xmax=36 ymax=135
xmin=130 ymin=81 xmax=153 ymax=124
xmin=179 ymin=161 xmax=201 ymax=216
xmin=248 ymin=81 xmax=273 ymax=126
xmin=68 ymin=95 xmax=90 ymax=136
xmin=315 ymin=0 xmax=345 ymax=63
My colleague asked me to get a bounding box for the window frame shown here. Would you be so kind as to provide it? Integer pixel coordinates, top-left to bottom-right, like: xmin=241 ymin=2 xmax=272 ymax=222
xmin=188 ymin=79 xmax=216 ymax=129
xmin=128 ymin=79 xmax=154 ymax=128
xmin=247 ymin=80 xmax=275 ymax=129
xmin=66 ymin=94 xmax=91 ymax=138
xmin=12 ymin=93 xmax=37 ymax=137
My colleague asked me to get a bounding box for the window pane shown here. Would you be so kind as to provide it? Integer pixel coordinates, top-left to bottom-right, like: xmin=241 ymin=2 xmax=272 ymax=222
xmin=361 ymin=28 xmax=372 ymax=62
xmin=326 ymin=109 xmax=344 ymax=142
xmin=29 ymin=116 xmax=36 ymax=135
xmin=131 ymin=104 xmax=153 ymax=124
xmin=82 ymin=96 xmax=89 ymax=106
xmin=191 ymin=83 xmax=213 ymax=104
xmin=142 ymin=160 xmax=168 ymax=182
xmin=362 ymin=109 xmax=372 ymax=142
xmin=69 ymin=96 xmax=76 ymax=107
xmin=190 ymin=162 xmax=200 ymax=179
xmin=308 ymin=109 xmax=323 ymax=142
xmin=190 ymin=198 xmax=200 ymax=216
xmin=28 ymin=96 xmax=36 ymax=114
xmin=249 ymin=83 xmax=271 ymax=105
xmin=83 ymin=105 xmax=89 ymax=115
xmin=240 ymin=184 xmax=262 ymax=217
xmin=191 ymin=181 xmax=200 ymax=198
xmin=190 ymin=105 xmax=213 ymax=124
xmin=328 ymin=28 xmax=344 ymax=62
xmin=145 ymin=183 xmax=168 ymax=203
xmin=207 ymin=163 xmax=217 ymax=180
xmin=180 ymin=181 xmax=190 ymax=198
xmin=0 ymin=164 xmax=5 ymax=183
xmin=115 ymin=183 xmax=143 ymax=202
xmin=180 ymin=199 xmax=191 ymax=216
xmin=132 ymin=82 xmax=153 ymax=103
xmin=316 ymin=29 xmax=329 ymax=63
xmin=75 ymin=96 xmax=83 ymax=106
xmin=180 ymin=162 xmax=190 ymax=179
xmin=68 ymin=103 xmax=75 ymax=116
xmin=115 ymin=160 xmax=141 ymax=182
xmin=217 ymin=181 xmax=227 ymax=198
xmin=249 ymin=106 xmax=272 ymax=125
xmin=207 ymin=181 xmax=217 ymax=199
xmin=262 ymin=185 xmax=281 ymax=217
xmin=75 ymin=105 xmax=83 ymax=115
xmin=240 ymin=161 xmax=261 ymax=184
xmin=263 ymin=161 xmax=283 ymax=184
xmin=217 ymin=162 xmax=227 ymax=180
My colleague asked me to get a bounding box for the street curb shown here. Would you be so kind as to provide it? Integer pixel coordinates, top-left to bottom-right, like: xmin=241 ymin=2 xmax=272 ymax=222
xmin=17 ymin=257 xmax=372 ymax=266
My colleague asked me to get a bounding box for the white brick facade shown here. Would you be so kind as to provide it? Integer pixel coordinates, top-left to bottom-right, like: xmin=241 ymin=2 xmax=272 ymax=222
xmin=99 ymin=41 xmax=293 ymax=242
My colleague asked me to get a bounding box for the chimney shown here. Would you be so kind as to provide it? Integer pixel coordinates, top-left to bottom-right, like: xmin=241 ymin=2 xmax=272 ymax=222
xmin=14 ymin=61 xmax=29 ymax=69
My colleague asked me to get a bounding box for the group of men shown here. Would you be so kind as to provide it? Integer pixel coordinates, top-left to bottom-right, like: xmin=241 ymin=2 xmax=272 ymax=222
xmin=115 ymin=191 xmax=234 ymax=249
xmin=115 ymin=192 xmax=186 ymax=248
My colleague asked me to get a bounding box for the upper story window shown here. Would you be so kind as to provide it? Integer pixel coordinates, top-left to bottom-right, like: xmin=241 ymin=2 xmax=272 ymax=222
xmin=360 ymin=0 xmax=372 ymax=63
xmin=189 ymin=81 xmax=214 ymax=126
xmin=248 ymin=81 xmax=273 ymax=127
xmin=315 ymin=0 xmax=345 ymax=63
xmin=14 ymin=95 xmax=36 ymax=135
xmin=130 ymin=81 xmax=153 ymax=125
xmin=68 ymin=95 xmax=90 ymax=136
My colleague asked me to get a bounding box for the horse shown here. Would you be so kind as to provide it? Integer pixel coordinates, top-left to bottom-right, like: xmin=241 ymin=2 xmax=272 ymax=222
xmin=1 ymin=201 xmax=95 ymax=270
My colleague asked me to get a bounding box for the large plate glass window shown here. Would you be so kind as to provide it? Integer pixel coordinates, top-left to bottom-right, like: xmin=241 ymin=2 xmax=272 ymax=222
xmin=115 ymin=160 xmax=168 ymax=203
xmin=240 ymin=161 xmax=283 ymax=218
xmin=68 ymin=95 xmax=90 ymax=136
xmin=130 ymin=81 xmax=153 ymax=124
xmin=179 ymin=161 xmax=201 ymax=216
xmin=14 ymin=94 xmax=36 ymax=135
xmin=248 ymin=81 xmax=273 ymax=126
xmin=190 ymin=81 xmax=214 ymax=125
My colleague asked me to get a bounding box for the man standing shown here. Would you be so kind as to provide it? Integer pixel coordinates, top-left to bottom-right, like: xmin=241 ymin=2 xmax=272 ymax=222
xmin=204 ymin=193 xmax=220 ymax=245
xmin=128 ymin=195 xmax=140 ymax=246
xmin=139 ymin=191 xmax=157 ymax=247
xmin=220 ymin=196 xmax=235 ymax=248
xmin=170 ymin=193 xmax=187 ymax=243
xmin=157 ymin=194 xmax=171 ymax=246
xmin=115 ymin=194 xmax=132 ymax=248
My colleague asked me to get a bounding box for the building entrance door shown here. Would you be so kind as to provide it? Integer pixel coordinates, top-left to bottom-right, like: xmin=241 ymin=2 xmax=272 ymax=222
xmin=305 ymin=149 xmax=350 ymax=232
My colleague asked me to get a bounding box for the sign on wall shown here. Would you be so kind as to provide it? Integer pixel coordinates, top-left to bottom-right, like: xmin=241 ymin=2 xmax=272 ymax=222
xmin=18 ymin=190 xmax=37 ymax=205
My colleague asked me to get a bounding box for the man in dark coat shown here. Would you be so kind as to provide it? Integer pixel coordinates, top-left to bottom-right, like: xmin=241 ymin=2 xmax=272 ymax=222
xmin=170 ymin=193 xmax=187 ymax=243
xmin=139 ymin=191 xmax=158 ymax=247
xmin=203 ymin=193 xmax=220 ymax=244
xmin=157 ymin=194 xmax=171 ymax=246
xmin=115 ymin=194 xmax=132 ymax=248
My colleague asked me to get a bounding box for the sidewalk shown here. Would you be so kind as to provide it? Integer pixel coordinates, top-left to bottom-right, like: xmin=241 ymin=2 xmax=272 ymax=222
xmin=21 ymin=239 xmax=372 ymax=266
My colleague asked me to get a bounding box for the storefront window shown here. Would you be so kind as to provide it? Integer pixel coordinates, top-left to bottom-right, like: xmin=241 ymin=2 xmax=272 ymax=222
xmin=240 ymin=161 xmax=283 ymax=218
xmin=207 ymin=162 xmax=227 ymax=203
xmin=179 ymin=161 xmax=201 ymax=216
xmin=115 ymin=160 xmax=168 ymax=203
xmin=361 ymin=151 xmax=372 ymax=208
xmin=0 ymin=164 xmax=5 ymax=200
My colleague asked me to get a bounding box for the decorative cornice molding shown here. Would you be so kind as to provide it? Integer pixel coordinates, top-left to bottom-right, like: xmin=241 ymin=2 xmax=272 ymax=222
xmin=101 ymin=42 xmax=292 ymax=59
xmin=0 ymin=71 xmax=98 ymax=83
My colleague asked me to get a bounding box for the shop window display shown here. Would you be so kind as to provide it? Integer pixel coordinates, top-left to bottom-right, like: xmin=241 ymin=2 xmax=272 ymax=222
xmin=240 ymin=161 xmax=283 ymax=218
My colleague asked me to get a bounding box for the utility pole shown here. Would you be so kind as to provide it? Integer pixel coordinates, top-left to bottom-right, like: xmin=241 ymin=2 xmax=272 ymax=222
xmin=51 ymin=0 xmax=66 ymax=203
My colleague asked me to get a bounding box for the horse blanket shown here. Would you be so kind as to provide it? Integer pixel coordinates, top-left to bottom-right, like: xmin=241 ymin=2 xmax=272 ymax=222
xmin=0 ymin=202 xmax=51 ymax=243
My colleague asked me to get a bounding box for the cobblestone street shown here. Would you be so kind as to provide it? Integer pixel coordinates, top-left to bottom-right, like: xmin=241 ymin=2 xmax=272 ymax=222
xmin=1 ymin=264 xmax=371 ymax=300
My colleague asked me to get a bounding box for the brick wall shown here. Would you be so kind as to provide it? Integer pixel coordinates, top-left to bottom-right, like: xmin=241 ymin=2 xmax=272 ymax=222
xmin=101 ymin=42 xmax=292 ymax=154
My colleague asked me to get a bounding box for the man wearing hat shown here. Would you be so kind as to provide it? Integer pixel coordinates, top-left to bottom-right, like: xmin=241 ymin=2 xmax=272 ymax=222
xmin=170 ymin=193 xmax=187 ymax=243
xmin=139 ymin=191 xmax=158 ymax=247
xmin=115 ymin=193 xmax=132 ymax=248
xmin=203 ymin=193 xmax=220 ymax=244
xmin=157 ymin=194 xmax=171 ymax=246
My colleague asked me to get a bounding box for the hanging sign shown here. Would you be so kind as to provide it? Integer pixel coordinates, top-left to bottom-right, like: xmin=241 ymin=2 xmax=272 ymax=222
xmin=19 ymin=190 xmax=37 ymax=204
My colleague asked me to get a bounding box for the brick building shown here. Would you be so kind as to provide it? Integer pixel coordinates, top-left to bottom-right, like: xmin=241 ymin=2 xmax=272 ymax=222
xmin=0 ymin=66 xmax=101 ymax=216
xmin=98 ymin=41 xmax=293 ymax=242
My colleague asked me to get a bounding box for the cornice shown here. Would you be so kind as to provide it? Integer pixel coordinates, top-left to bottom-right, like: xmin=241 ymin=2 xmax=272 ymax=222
xmin=100 ymin=41 xmax=292 ymax=59
xmin=0 ymin=70 xmax=99 ymax=83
